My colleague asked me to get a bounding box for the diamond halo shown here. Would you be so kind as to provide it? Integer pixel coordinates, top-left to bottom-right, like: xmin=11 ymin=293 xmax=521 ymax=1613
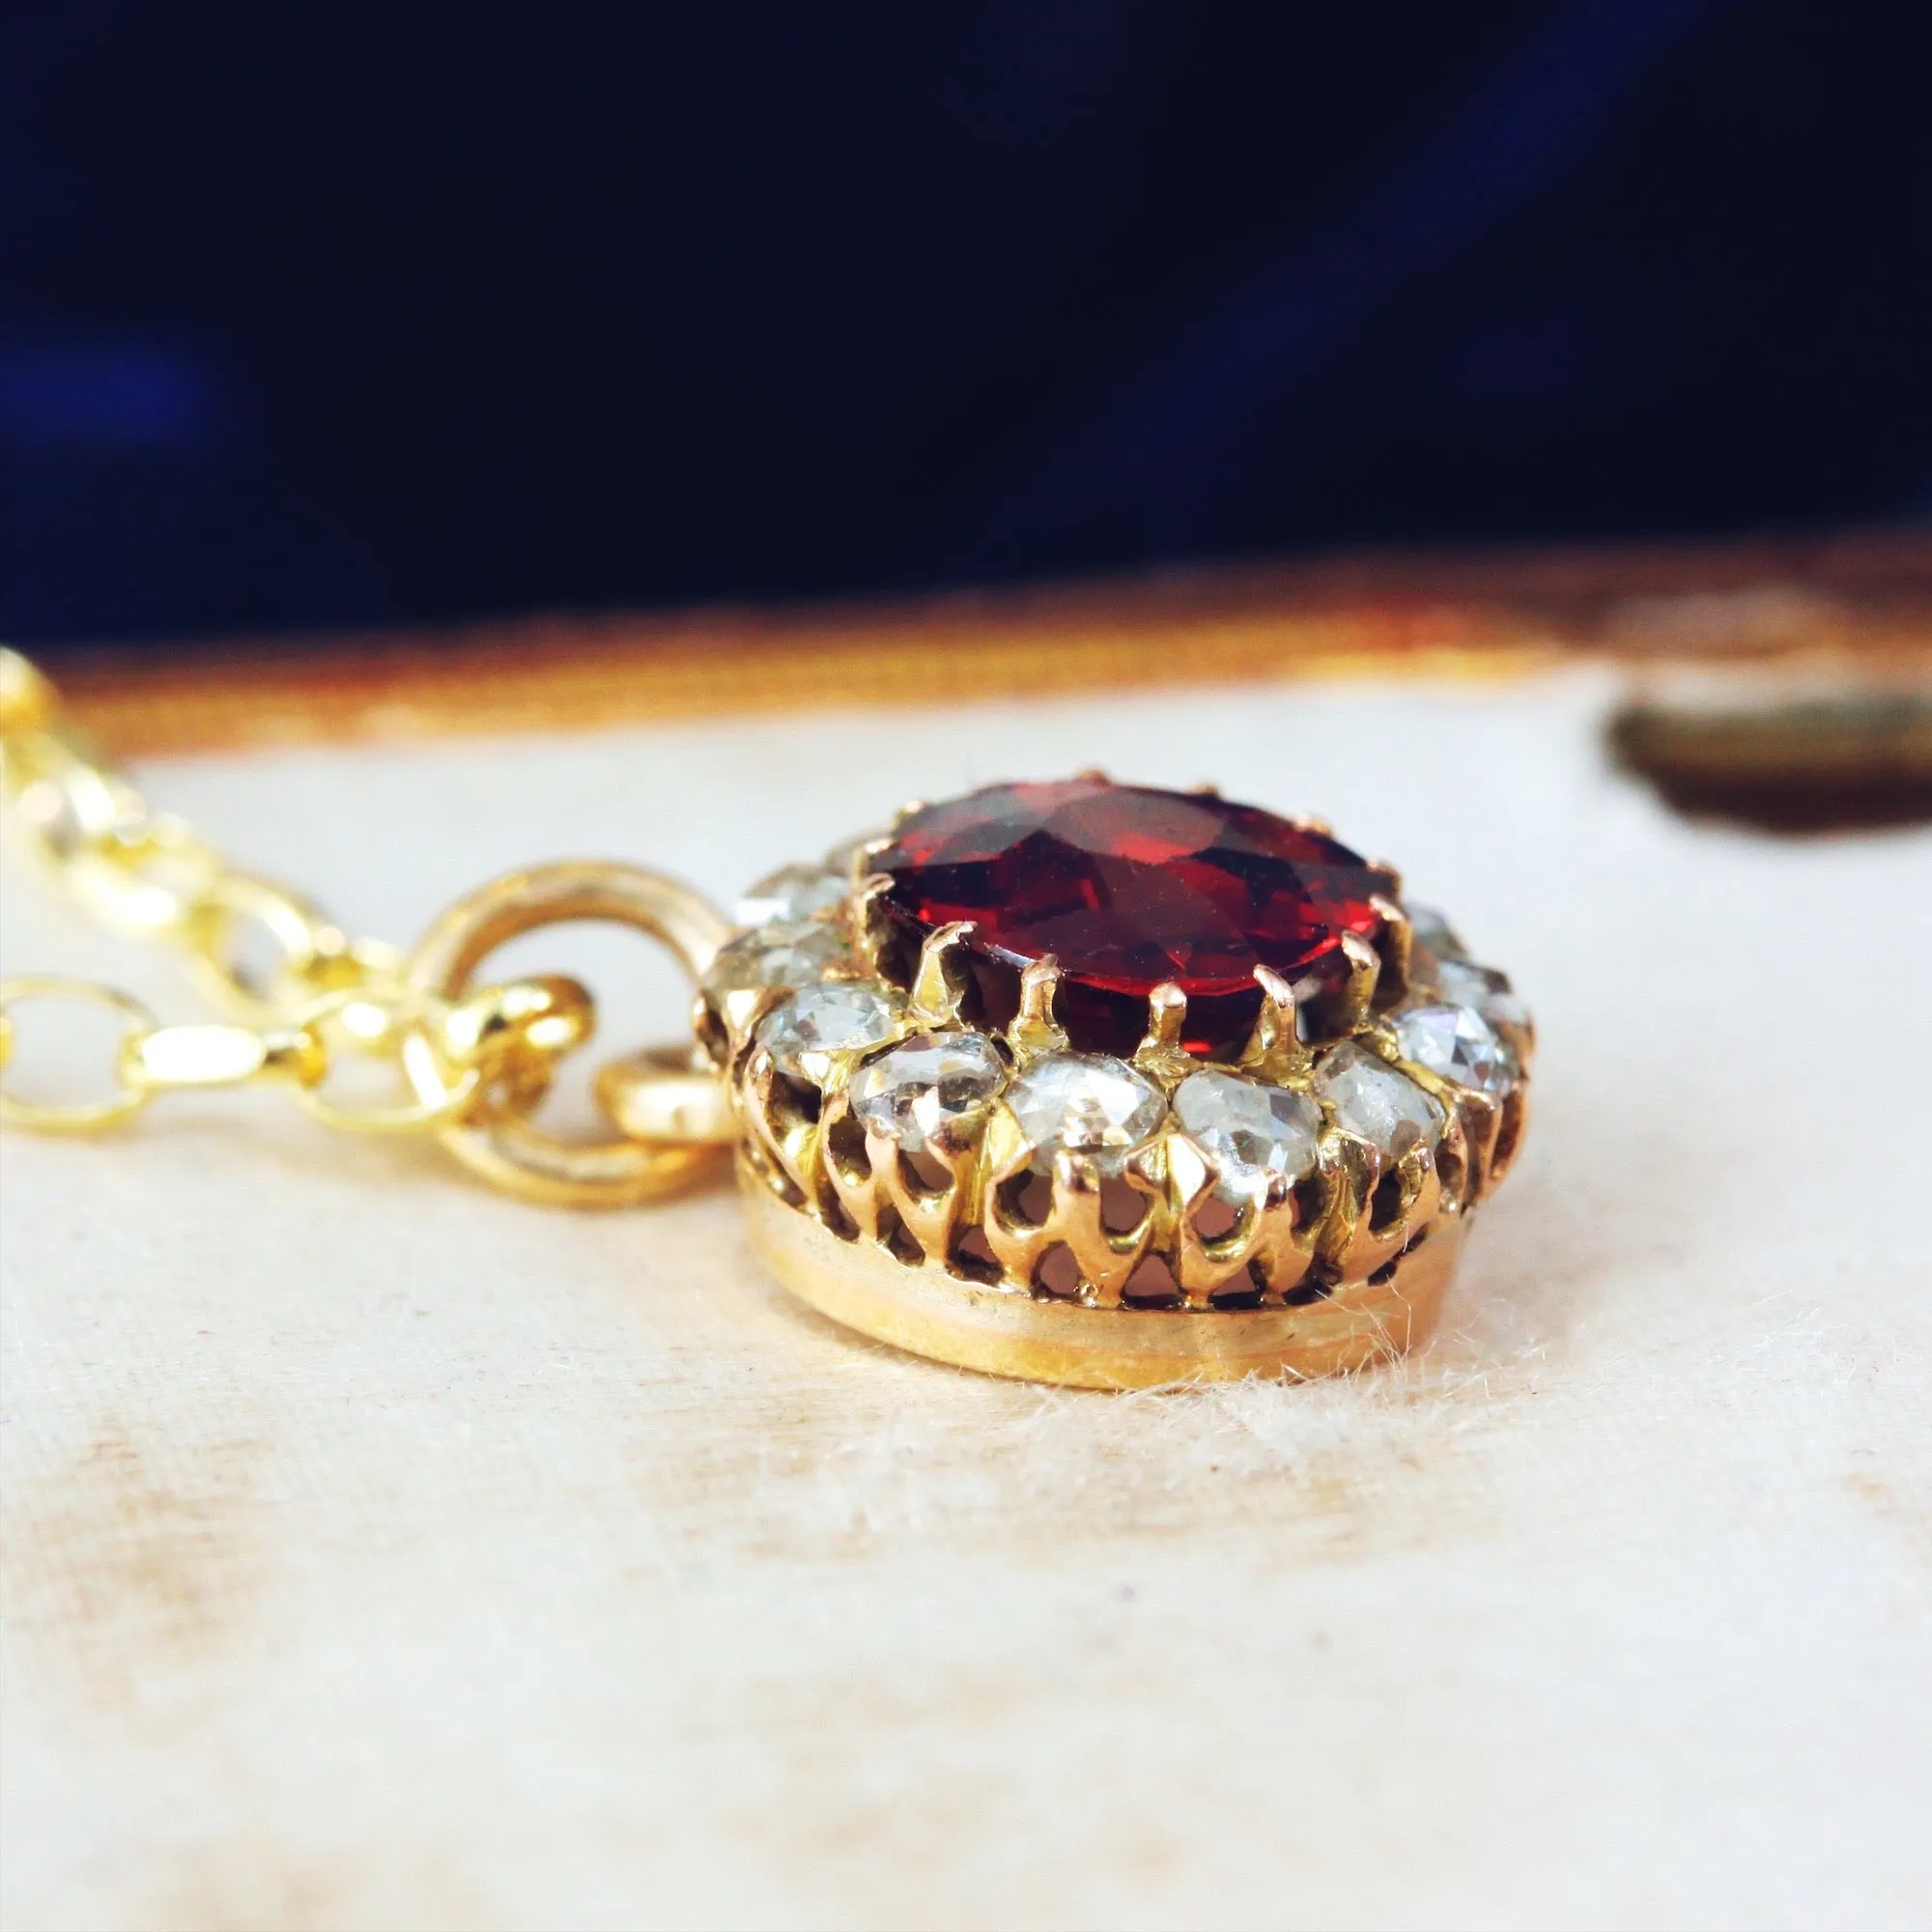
xmin=704 ymin=777 xmax=1533 ymax=1375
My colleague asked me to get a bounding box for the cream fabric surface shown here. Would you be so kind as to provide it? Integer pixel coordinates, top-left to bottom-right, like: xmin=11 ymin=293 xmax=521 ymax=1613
xmin=2 ymin=673 xmax=1928 ymax=1932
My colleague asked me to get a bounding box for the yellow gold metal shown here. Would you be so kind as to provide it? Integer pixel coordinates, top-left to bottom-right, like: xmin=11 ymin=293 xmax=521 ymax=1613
xmin=1236 ymin=963 xmax=1312 ymax=1083
xmin=845 ymin=872 xmax=896 ymax=979
xmin=280 ymin=986 xmax=486 ymax=1135
xmin=0 ymin=653 xmax=735 ymax=1201
xmin=400 ymin=860 xmax=734 ymax=1207
xmin=740 ymin=1166 xmax=1465 ymax=1388
xmin=724 ymin=806 xmax=1535 ymax=1378
xmin=596 ymin=1043 xmax=740 ymax=1147
xmin=1007 ymin=956 xmax=1068 ymax=1061
xmin=845 ymin=836 xmax=894 ymax=887
xmin=907 ymin=921 xmax=976 ymax=1026
xmin=1166 ymin=1131 xmax=1318 ymax=1306
xmin=123 ymin=1020 xmax=327 ymax=1095
xmin=435 ymin=972 xmax=595 ymax=1122
xmin=1336 ymin=929 xmax=1382 ymax=1021
xmin=0 ymin=976 xmax=157 ymax=1131
xmin=1369 ymin=894 xmax=1411 ymax=1004
xmin=185 ymin=869 xmax=399 ymax=1019
xmin=1 ymin=642 xmax=1535 ymax=1388
xmin=1131 ymin=980 xmax=1197 ymax=1087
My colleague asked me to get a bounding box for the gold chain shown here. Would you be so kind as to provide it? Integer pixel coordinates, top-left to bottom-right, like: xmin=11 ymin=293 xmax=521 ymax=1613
xmin=0 ymin=647 xmax=737 ymax=1203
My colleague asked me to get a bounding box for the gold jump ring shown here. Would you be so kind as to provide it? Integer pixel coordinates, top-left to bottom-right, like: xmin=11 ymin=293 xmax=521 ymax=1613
xmin=400 ymin=860 xmax=736 ymax=1207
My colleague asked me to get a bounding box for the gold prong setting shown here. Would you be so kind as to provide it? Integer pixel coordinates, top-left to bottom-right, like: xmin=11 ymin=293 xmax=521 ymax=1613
xmin=707 ymin=808 xmax=1522 ymax=1383
xmin=717 ymin=824 xmax=1534 ymax=1334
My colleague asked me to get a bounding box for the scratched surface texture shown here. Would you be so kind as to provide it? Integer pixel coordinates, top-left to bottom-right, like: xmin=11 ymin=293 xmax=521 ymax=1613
xmin=3 ymin=673 xmax=1929 ymax=1932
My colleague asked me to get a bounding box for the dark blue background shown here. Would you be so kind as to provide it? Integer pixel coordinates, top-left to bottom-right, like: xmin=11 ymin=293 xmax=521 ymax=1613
xmin=4 ymin=1 xmax=1927 ymax=648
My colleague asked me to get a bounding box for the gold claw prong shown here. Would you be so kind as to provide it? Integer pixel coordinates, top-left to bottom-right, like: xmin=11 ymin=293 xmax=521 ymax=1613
xmin=891 ymin=799 xmax=929 ymax=828
xmin=701 ymin=981 xmax=788 ymax=1062
xmin=1047 ymin=1149 xmax=1153 ymax=1308
xmin=847 ymin=836 xmax=895 ymax=887
xmin=741 ymin=1041 xmax=823 ymax=1210
xmin=1074 ymin=767 xmax=1110 ymax=783
xmin=1143 ymin=981 xmax=1186 ymax=1046
xmin=1007 ymin=955 xmax=1068 ymax=1062
xmin=1132 ymin=980 xmax=1195 ymax=1086
xmin=1369 ymin=895 xmax=1411 ymax=1007
xmin=846 ymin=872 xmax=896 ymax=977
xmin=819 ymin=1089 xmax=885 ymax=1242
xmin=1237 ymin=963 xmax=1311 ymax=1082
xmin=1291 ymin=813 xmax=1333 ymax=838
xmin=1370 ymin=858 xmax=1406 ymax=899
xmin=1337 ymin=931 xmax=1381 ymax=1026
xmin=910 ymin=921 xmax=977 ymax=1025
xmin=1185 ymin=781 xmax=1221 ymax=797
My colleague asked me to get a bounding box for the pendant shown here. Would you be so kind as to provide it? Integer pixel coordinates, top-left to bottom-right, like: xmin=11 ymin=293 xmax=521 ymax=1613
xmin=647 ymin=775 xmax=1533 ymax=1389
xmin=0 ymin=649 xmax=1534 ymax=1392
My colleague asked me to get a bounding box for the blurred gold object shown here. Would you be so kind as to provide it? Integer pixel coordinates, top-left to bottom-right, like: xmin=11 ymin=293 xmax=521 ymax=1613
xmin=0 ymin=647 xmax=728 ymax=1200
xmin=1609 ymin=670 xmax=1932 ymax=833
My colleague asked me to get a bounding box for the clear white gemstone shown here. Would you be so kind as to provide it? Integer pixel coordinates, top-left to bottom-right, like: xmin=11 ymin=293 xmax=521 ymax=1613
xmin=1434 ymin=957 xmax=1529 ymax=1031
xmin=1313 ymin=1041 xmax=1443 ymax=1156
xmin=850 ymin=1031 xmax=1006 ymax=1152
xmin=1173 ymin=1069 xmax=1321 ymax=1188
xmin=1395 ymin=1002 xmax=1517 ymax=1094
xmin=1006 ymin=1053 xmax=1166 ymax=1172
xmin=1405 ymin=903 xmax=1466 ymax=965
xmin=703 ymin=921 xmax=849 ymax=994
xmin=757 ymin=981 xmax=904 ymax=1077
xmin=735 ymin=863 xmax=848 ymax=926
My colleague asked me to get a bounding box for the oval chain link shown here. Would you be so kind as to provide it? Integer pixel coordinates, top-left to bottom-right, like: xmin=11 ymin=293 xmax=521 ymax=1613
xmin=0 ymin=646 xmax=738 ymax=1200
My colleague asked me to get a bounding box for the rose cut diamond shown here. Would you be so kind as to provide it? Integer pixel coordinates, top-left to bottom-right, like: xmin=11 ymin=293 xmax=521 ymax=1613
xmin=1432 ymin=957 xmax=1529 ymax=1032
xmin=735 ymin=864 xmax=848 ymax=927
xmin=1173 ymin=1069 xmax=1321 ymax=1189
xmin=757 ymin=982 xmax=903 ymax=1077
xmin=1404 ymin=903 xmax=1465 ymax=967
xmin=1005 ymin=1053 xmax=1166 ymax=1172
xmin=1395 ymin=1003 xmax=1517 ymax=1095
xmin=850 ymin=1032 xmax=1006 ymax=1153
xmin=1313 ymin=1041 xmax=1443 ymax=1156
xmin=703 ymin=921 xmax=849 ymax=995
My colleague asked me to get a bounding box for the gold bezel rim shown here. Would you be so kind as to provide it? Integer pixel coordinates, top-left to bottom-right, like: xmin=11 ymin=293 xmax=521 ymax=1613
xmin=742 ymin=1162 xmax=1467 ymax=1388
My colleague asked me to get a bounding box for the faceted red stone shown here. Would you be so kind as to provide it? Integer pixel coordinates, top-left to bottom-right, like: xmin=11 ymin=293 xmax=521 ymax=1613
xmin=880 ymin=778 xmax=1397 ymax=1057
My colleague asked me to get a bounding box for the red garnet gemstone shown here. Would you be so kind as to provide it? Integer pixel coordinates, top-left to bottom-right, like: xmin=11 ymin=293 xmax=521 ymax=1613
xmin=879 ymin=778 xmax=1398 ymax=1057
